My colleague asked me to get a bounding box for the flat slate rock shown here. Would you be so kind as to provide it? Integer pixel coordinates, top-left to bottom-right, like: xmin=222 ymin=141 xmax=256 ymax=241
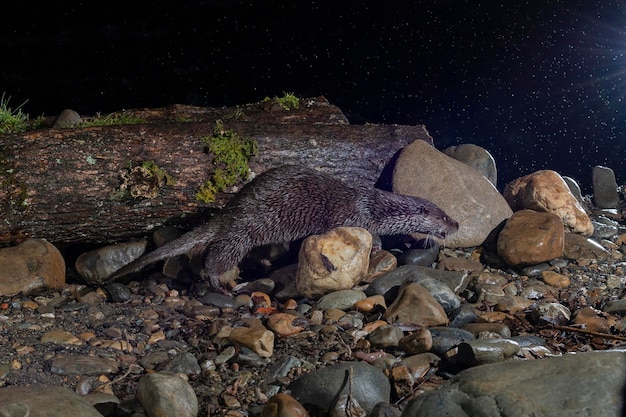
xmin=401 ymin=350 xmax=626 ymax=417
xmin=0 ymin=385 xmax=102 ymax=417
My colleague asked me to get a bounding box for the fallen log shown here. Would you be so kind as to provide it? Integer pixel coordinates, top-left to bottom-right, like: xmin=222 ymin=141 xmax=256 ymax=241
xmin=0 ymin=97 xmax=433 ymax=244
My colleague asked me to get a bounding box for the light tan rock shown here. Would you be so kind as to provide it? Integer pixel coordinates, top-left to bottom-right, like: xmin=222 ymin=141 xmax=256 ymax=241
xmin=366 ymin=249 xmax=397 ymax=282
xmin=392 ymin=139 xmax=512 ymax=248
xmin=41 ymin=330 xmax=82 ymax=346
xmin=503 ymin=170 xmax=593 ymax=236
xmin=261 ymin=393 xmax=309 ymax=417
xmin=541 ymin=271 xmax=570 ymax=289
xmin=0 ymin=238 xmax=65 ymax=296
xmin=384 ymin=283 xmax=449 ymax=327
xmin=228 ymin=326 xmax=275 ymax=357
xmin=497 ymin=210 xmax=564 ymax=266
xmin=267 ymin=313 xmax=308 ymax=337
xmin=295 ymin=227 xmax=372 ymax=298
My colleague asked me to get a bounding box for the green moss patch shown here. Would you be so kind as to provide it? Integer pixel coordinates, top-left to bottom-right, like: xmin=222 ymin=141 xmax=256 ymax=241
xmin=118 ymin=160 xmax=175 ymax=199
xmin=196 ymin=120 xmax=258 ymax=203
xmin=263 ymin=92 xmax=300 ymax=110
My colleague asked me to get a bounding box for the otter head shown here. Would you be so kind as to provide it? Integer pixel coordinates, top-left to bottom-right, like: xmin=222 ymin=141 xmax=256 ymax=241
xmin=365 ymin=189 xmax=459 ymax=238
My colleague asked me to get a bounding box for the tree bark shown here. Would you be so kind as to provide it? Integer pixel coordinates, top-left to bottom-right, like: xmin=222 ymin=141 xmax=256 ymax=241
xmin=0 ymin=97 xmax=433 ymax=244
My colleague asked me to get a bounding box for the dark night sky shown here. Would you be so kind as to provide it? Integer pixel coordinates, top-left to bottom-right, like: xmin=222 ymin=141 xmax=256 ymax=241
xmin=1 ymin=1 xmax=625 ymax=192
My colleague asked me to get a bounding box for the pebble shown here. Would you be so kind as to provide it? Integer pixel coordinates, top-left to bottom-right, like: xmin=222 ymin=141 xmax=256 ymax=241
xmin=398 ymin=327 xmax=433 ymax=354
xmin=456 ymin=338 xmax=521 ymax=366
xmin=0 ymin=385 xmax=103 ymax=417
xmin=261 ymin=392 xmax=309 ymax=417
xmin=316 ymin=289 xmax=366 ymax=311
xmin=369 ymin=324 xmax=405 ymax=348
xmin=592 ymin=165 xmax=620 ymax=208
xmin=288 ymin=361 xmax=390 ymax=416
xmin=53 ymin=108 xmax=83 ymax=127
xmin=267 ymin=312 xmax=308 ymax=336
xmin=528 ymin=302 xmax=571 ymax=326
xmin=75 ymin=240 xmax=147 ymax=284
xmin=137 ymin=373 xmax=198 ymax=417
xmin=503 ymin=169 xmax=594 ymax=235
xmin=295 ymin=227 xmax=372 ymax=298
xmin=592 ymin=218 xmax=620 ymax=239
xmin=367 ymin=249 xmax=398 ymax=281
xmin=353 ymin=294 xmax=386 ymax=313
xmin=603 ymin=299 xmax=626 ymax=315
xmin=384 ymin=283 xmax=449 ymax=327
xmin=409 ymin=277 xmax=461 ymax=314
xmin=159 ymin=352 xmax=202 ymax=375
xmin=442 ymin=143 xmax=498 ymax=186
xmin=540 ymin=270 xmax=570 ymax=288
xmin=572 ymin=306 xmax=616 ymax=333
xmin=41 ymin=329 xmax=82 ymax=345
xmin=448 ymin=304 xmax=478 ymax=328
xmin=462 ymin=323 xmax=511 ymax=338
xmin=563 ymin=233 xmax=610 ymax=260
xmin=49 ymin=355 xmax=119 ymax=375
xmin=0 ymin=239 xmax=66 ymax=296
xmin=197 ymin=293 xmax=246 ymax=308
xmin=397 ymin=245 xmax=439 ymax=267
xmin=228 ymin=326 xmax=275 ymax=358
xmin=497 ymin=210 xmax=565 ymax=266
xmin=428 ymin=327 xmax=476 ymax=356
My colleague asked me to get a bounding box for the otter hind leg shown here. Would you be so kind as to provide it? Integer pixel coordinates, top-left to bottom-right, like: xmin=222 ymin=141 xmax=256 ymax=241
xmin=201 ymin=239 xmax=252 ymax=291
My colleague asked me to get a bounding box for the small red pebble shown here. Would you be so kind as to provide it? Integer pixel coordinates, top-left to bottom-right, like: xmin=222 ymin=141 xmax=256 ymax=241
xmin=1 ymin=303 xmax=9 ymax=310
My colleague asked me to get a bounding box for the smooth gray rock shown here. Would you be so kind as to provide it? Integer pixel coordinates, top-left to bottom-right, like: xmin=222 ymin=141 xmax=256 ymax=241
xmin=158 ymin=352 xmax=202 ymax=375
xmin=401 ymin=350 xmax=626 ymax=417
xmin=456 ymin=338 xmax=521 ymax=366
xmin=398 ymin=243 xmax=440 ymax=267
xmin=137 ymin=373 xmax=198 ymax=417
xmin=367 ymin=265 xmax=469 ymax=298
xmin=0 ymin=386 xmax=102 ymax=417
xmin=393 ymin=140 xmax=512 ymax=248
xmin=75 ymin=240 xmax=147 ymax=284
xmin=288 ymin=361 xmax=390 ymax=415
xmin=410 ymin=276 xmax=461 ymax=314
xmin=316 ymin=289 xmax=367 ymax=311
xmin=592 ymin=217 xmax=620 ymax=239
xmin=369 ymin=324 xmax=405 ymax=348
xmin=443 ymin=143 xmax=498 ymax=187
xmin=592 ymin=165 xmax=620 ymax=208
xmin=429 ymin=327 xmax=476 ymax=356
xmin=53 ymin=108 xmax=83 ymax=128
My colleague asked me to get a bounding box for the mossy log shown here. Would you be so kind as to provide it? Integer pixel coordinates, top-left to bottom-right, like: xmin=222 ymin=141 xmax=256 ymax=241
xmin=0 ymin=97 xmax=433 ymax=244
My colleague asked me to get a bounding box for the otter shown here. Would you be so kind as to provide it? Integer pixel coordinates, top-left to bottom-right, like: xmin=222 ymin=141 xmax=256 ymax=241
xmin=109 ymin=165 xmax=459 ymax=291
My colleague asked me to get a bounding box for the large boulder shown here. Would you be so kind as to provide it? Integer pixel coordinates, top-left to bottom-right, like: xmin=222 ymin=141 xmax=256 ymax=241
xmin=392 ymin=140 xmax=512 ymax=248
xmin=503 ymin=170 xmax=593 ymax=236
xmin=401 ymin=351 xmax=626 ymax=417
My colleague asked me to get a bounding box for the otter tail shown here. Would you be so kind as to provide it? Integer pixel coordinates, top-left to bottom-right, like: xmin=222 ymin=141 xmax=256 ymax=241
xmin=108 ymin=226 xmax=216 ymax=281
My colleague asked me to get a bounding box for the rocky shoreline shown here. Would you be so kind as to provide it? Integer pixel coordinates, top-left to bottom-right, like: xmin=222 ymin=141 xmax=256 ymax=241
xmin=1 ymin=139 xmax=625 ymax=416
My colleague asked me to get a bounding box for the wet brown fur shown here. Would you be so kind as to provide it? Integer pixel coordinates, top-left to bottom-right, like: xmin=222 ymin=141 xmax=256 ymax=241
xmin=109 ymin=165 xmax=459 ymax=290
